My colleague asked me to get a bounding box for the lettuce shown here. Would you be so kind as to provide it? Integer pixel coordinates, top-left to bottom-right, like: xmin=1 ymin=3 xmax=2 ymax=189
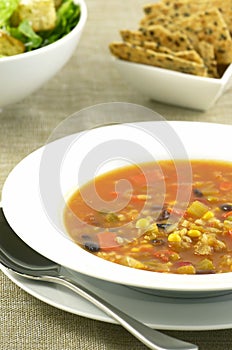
xmin=0 ymin=0 xmax=19 ymax=26
xmin=39 ymin=0 xmax=81 ymax=46
xmin=9 ymin=20 xmax=42 ymax=50
xmin=18 ymin=20 xmax=43 ymax=50
xmin=0 ymin=0 xmax=81 ymax=53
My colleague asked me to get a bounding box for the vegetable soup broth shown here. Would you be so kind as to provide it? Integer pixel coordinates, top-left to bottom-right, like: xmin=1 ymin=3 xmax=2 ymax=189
xmin=64 ymin=160 xmax=232 ymax=274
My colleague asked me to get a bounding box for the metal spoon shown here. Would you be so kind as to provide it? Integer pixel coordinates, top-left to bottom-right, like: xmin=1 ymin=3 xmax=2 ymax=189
xmin=0 ymin=209 xmax=198 ymax=350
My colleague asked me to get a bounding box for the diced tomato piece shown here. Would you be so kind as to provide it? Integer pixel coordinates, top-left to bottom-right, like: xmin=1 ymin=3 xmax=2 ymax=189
xmin=169 ymin=207 xmax=184 ymax=217
xmin=219 ymin=181 xmax=232 ymax=191
xmin=153 ymin=249 xmax=174 ymax=262
xmin=222 ymin=211 xmax=232 ymax=218
xmin=131 ymin=173 xmax=146 ymax=185
xmin=139 ymin=245 xmax=154 ymax=253
xmin=154 ymin=253 xmax=169 ymax=262
xmin=97 ymin=231 xmax=119 ymax=251
xmin=131 ymin=170 xmax=163 ymax=186
xmin=109 ymin=191 xmax=118 ymax=199
xmin=176 ymin=261 xmax=192 ymax=268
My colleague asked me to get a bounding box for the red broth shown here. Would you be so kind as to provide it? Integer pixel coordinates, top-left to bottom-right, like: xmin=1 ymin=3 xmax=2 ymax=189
xmin=63 ymin=160 xmax=232 ymax=274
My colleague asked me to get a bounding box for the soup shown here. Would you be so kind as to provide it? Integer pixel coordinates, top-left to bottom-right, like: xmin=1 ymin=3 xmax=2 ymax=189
xmin=63 ymin=160 xmax=232 ymax=274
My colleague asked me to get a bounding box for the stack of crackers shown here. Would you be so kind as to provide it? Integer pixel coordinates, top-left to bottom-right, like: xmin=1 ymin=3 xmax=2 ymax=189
xmin=109 ymin=0 xmax=232 ymax=78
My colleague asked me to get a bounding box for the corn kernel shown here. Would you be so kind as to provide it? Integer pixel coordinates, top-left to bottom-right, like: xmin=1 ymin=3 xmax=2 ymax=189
xmin=187 ymin=229 xmax=202 ymax=238
xmin=170 ymin=252 xmax=180 ymax=261
xmin=177 ymin=265 xmax=196 ymax=274
xmin=224 ymin=220 xmax=232 ymax=229
xmin=131 ymin=247 xmax=140 ymax=252
xmin=187 ymin=200 xmax=208 ymax=218
xmin=168 ymin=232 xmax=181 ymax=242
xmin=135 ymin=218 xmax=150 ymax=229
xmin=117 ymin=214 xmax=126 ymax=221
xmin=179 ymin=228 xmax=187 ymax=236
xmin=147 ymin=223 xmax=158 ymax=233
xmin=202 ymin=211 xmax=214 ymax=220
xmin=140 ymin=244 xmax=153 ymax=251
xmin=181 ymin=220 xmax=190 ymax=228
xmin=137 ymin=194 xmax=152 ymax=200
xmin=207 ymin=196 xmax=218 ymax=203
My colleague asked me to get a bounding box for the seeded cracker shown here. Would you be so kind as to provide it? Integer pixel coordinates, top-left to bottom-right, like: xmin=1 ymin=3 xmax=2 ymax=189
xmin=177 ymin=8 xmax=232 ymax=65
xmin=196 ymin=41 xmax=219 ymax=78
xmin=120 ymin=29 xmax=203 ymax=64
xmin=142 ymin=0 xmax=232 ymax=34
xmin=120 ymin=35 xmax=203 ymax=65
xmin=140 ymin=25 xmax=193 ymax=52
xmin=160 ymin=0 xmax=232 ymax=35
xmin=109 ymin=42 xmax=207 ymax=76
xmin=120 ymin=30 xmax=151 ymax=46
xmin=120 ymin=32 xmax=173 ymax=54
xmin=144 ymin=42 xmax=203 ymax=64
xmin=140 ymin=14 xmax=173 ymax=28
xmin=174 ymin=50 xmax=203 ymax=65
xmin=142 ymin=41 xmax=175 ymax=54
xmin=141 ymin=1 xmax=228 ymax=75
xmin=121 ymin=27 xmax=193 ymax=52
xmin=109 ymin=1 xmax=232 ymax=78
xmin=143 ymin=2 xmax=167 ymax=17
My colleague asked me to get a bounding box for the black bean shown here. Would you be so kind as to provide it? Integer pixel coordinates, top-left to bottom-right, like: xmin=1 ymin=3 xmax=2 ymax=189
xmin=151 ymin=238 xmax=165 ymax=246
xmin=157 ymin=209 xmax=170 ymax=221
xmin=84 ymin=242 xmax=100 ymax=252
xmin=220 ymin=203 xmax=232 ymax=211
xmin=196 ymin=270 xmax=215 ymax=275
xmin=81 ymin=234 xmax=92 ymax=241
xmin=193 ymin=188 xmax=203 ymax=197
xmin=157 ymin=223 xmax=172 ymax=229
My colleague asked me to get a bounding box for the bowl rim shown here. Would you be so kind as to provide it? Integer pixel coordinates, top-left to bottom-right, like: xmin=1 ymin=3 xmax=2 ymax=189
xmin=0 ymin=0 xmax=87 ymax=62
xmin=2 ymin=120 xmax=232 ymax=294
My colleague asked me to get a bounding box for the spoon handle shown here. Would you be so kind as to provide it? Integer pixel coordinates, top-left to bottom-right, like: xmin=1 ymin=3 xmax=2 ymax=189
xmin=42 ymin=274 xmax=198 ymax=350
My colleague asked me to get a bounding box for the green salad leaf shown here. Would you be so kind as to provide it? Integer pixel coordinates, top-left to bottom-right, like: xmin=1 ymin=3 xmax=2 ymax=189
xmin=0 ymin=0 xmax=81 ymax=54
xmin=0 ymin=0 xmax=19 ymax=26
xmin=9 ymin=20 xmax=42 ymax=50
xmin=39 ymin=0 xmax=81 ymax=46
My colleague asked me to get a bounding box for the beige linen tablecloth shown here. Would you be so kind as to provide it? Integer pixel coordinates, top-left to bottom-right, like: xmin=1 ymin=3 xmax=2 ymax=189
xmin=1 ymin=1 xmax=232 ymax=349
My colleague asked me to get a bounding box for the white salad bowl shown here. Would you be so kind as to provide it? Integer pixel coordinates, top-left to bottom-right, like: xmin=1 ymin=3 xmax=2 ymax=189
xmin=0 ymin=0 xmax=87 ymax=108
xmin=2 ymin=106 xmax=232 ymax=297
xmin=113 ymin=58 xmax=232 ymax=111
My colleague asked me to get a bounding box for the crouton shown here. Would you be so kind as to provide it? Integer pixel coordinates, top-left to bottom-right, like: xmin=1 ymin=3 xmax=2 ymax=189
xmin=0 ymin=30 xmax=25 ymax=56
xmin=11 ymin=0 xmax=57 ymax=32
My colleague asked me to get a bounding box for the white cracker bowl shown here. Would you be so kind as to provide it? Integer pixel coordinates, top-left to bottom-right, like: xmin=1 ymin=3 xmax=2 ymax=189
xmin=113 ymin=58 xmax=232 ymax=111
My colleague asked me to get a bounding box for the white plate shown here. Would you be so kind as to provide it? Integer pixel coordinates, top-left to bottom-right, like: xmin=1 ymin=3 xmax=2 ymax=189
xmin=2 ymin=121 xmax=232 ymax=293
xmin=2 ymin=264 xmax=232 ymax=331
